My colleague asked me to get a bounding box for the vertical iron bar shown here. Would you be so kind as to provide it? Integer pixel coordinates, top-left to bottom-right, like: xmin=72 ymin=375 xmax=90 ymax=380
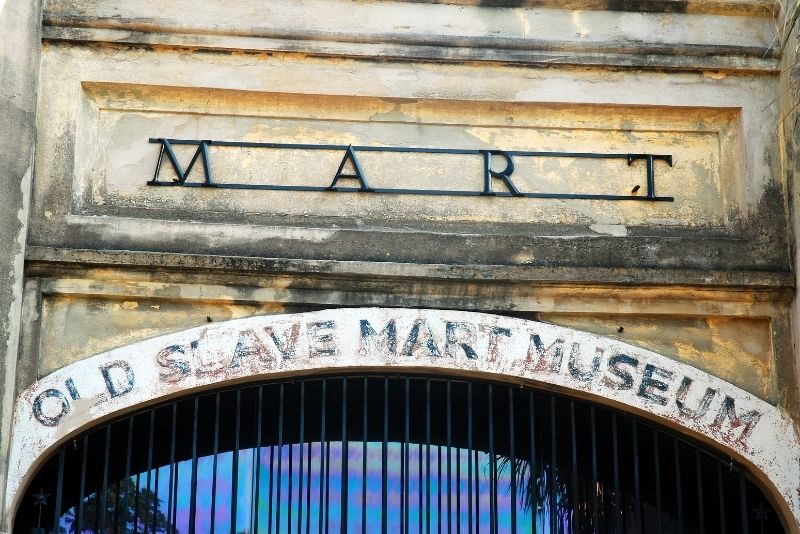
xmin=341 ymin=378 xmax=348 ymax=534
xmin=570 ymin=401 xmax=578 ymax=534
xmin=306 ymin=440 xmax=312 ymax=534
xmin=277 ymin=384 xmax=285 ymax=534
xmin=404 ymin=378 xmax=410 ymax=534
xmin=382 ymin=377 xmax=389 ymax=534
xmin=124 ymin=416 xmax=134 ymax=533
xmin=447 ymin=381 xmax=453 ymax=534
xmin=168 ymin=404 xmax=177 ymax=531
xmin=319 ymin=379 xmax=327 ymax=534
xmin=529 ymin=392 xmax=536 ymax=534
xmin=287 ymin=446 xmax=293 ymax=531
xmin=51 ymin=448 xmax=65 ymax=534
xmin=190 ymin=398 xmax=199 ymax=533
xmin=305 ymin=387 xmax=312 ymax=534
xmin=362 ymin=378 xmax=368 ymax=534
xmin=474 ymin=447 xmax=480 ymax=534
xmin=549 ymin=397 xmax=557 ymax=534
xmin=717 ymin=459 xmax=726 ymax=534
xmin=268 ymin=420 xmax=275 ymax=534
xmin=76 ymin=436 xmax=86 ymax=534
xmin=738 ymin=465 xmax=749 ymax=534
xmin=112 ymin=479 xmax=120 ymax=534
xmin=426 ymin=378 xmax=431 ymax=534
xmin=174 ymin=406 xmax=182 ymax=529
xmin=633 ymin=420 xmax=642 ymax=534
xmin=99 ymin=425 xmax=111 ymax=533
xmin=654 ymin=429 xmax=662 ymax=534
xmin=696 ymin=450 xmax=705 ymax=534
xmin=133 ymin=472 xmax=141 ymax=534
xmin=325 ymin=419 xmax=331 ymax=534
xmin=251 ymin=429 xmax=258 ymax=531
xmin=255 ymin=387 xmax=264 ymax=534
xmin=468 ymin=383 xmax=474 ymax=534
xmin=455 ymin=385 xmax=461 ymax=534
xmin=674 ymin=438 xmax=683 ymax=534
xmin=288 ymin=440 xmax=294 ymax=531
xmin=509 ymin=388 xmax=516 ymax=534
xmin=114 ymin=478 xmax=122 ymax=533
xmin=148 ymin=410 xmax=156 ymax=534
xmin=232 ymin=390 xmax=241 ymax=534
xmin=152 ymin=461 xmax=160 ymax=534
xmin=612 ymin=413 xmax=620 ymax=534
xmin=591 ymin=407 xmax=598 ymax=533
xmin=400 ymin=439 xmax=405 ymax=534
xmin=419 ymin=443 xmax=423 ymax=534
xmin=488 ymin=385 xmax=496 ymax=534
xmin=438 ymin=444 xmax=442 ymax=534
xmin=299 ymin=382 xmax=306 ymax=534
xmin=211 ymin=394 xmax=220 ymax=534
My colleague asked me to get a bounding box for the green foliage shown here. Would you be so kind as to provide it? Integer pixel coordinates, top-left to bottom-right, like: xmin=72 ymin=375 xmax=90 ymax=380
xmin=498 ymin=456 xmax=630 ymax=528
xmin=59 ymin=478 xmax=177 ymax=534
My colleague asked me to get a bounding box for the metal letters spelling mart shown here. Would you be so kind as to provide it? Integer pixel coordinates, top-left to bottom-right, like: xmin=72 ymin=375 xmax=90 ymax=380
xmin=147 ymin=138 xmax=674 ymax=201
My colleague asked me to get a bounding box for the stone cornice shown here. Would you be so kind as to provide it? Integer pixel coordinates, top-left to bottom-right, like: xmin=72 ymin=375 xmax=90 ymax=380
xmin=42 ymin=0 xmax=781 ymax=73
xmin=406 ymin=0 xmax=775 ymax=16
xmin=25 ymin=246 xmax=797 ymax=291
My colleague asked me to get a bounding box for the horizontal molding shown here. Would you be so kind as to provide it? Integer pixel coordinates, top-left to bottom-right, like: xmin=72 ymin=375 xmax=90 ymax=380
xmin=42 ymin=26 xmax=782 ymax=73
xmin=405 ymin=0 xmax=775 ymax=16
xmin=32 ymin=277 xmax=793 ymax=317
xmin=25 ymin=246 xmax=796 ymax=291
xmin=42 ymin=0 xmax=781 ymax=72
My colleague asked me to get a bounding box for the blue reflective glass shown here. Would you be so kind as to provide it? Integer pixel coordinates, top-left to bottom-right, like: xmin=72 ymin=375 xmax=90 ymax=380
xmin=17 ymin=376 xmax=786 ymax=534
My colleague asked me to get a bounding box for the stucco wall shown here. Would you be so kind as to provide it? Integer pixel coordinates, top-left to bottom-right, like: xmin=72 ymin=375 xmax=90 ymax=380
xmin=3 ymin=0 xmax=800 ymax=531
xmin=22 ymin=0 xmax=796 ymax=407
xmin=0 ymin=0 xmax=41 ymax=530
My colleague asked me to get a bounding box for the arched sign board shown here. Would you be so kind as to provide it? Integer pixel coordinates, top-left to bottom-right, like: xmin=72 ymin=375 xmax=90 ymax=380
xmin=8 ymin=308 xmax=800 ymax=530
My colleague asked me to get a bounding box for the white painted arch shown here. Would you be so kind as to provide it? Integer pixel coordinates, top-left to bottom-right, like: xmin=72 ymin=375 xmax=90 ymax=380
xmin=8 ymin=308 xmax=800 ymax=531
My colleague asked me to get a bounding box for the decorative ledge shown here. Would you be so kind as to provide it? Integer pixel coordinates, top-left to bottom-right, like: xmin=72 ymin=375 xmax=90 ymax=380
xmin=43 ymin=0 xmax=780 ymax=72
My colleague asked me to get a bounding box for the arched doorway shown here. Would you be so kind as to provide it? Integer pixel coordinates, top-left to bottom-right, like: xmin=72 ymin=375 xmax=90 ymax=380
xmin=14 ymin=373 xmax=785 ymax=533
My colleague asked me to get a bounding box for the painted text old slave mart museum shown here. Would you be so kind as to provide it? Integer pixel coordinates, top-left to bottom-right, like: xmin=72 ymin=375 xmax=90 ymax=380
xmin=4 ymin=1 xmax=800 ymax=533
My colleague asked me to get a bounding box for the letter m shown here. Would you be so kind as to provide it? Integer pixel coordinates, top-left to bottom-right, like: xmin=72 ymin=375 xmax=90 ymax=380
xmin=711 ymin=396 xmax=762 ymax=446
xmin=528 ymin=334 xmax=566 ymax=373
xmin=148 ymin=138 xmax=214 ymax=186
xmin=360 ymin=319 xmax=397 ymax=357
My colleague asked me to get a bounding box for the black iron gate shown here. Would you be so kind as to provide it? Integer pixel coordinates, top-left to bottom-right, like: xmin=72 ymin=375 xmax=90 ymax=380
xmin=15 ymin=374 xmax=785 ymax=533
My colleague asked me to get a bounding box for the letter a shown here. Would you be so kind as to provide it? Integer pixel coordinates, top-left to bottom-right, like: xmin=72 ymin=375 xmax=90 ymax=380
xmin=327 ymin=145 xmax=373 ymax=192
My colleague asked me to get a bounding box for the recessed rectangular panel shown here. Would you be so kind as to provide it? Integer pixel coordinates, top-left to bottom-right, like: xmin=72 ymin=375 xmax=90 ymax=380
xmin=75 ymin=83 xmax=738 ymax=227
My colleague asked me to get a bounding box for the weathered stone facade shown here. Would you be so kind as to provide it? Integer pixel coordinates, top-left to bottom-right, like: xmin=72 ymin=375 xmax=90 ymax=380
xmin=2 ymin=0 xmax=800 ymax=531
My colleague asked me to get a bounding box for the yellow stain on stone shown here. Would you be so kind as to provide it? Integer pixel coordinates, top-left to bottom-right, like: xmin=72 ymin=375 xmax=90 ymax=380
xmin=37 ymin=294 xmax=290 ymax=376
xmin=703 ymin=71 xmax=727 ymax=80
xmin=539 ymin=313 xmax=774 ymax=401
